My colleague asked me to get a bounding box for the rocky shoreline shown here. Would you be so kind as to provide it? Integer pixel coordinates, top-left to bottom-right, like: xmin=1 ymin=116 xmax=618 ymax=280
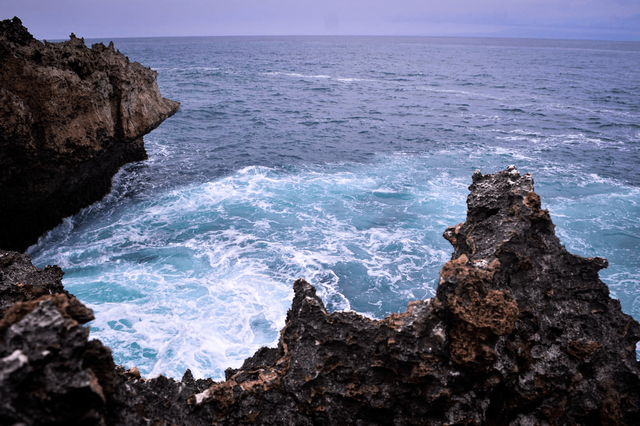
xmin=1 ymin=18 xmax=639 ymax=426
xmin=0 ymin=17 xmax=180 ymax=252
xmin=2 ymin=166 xmax=639 ymax=425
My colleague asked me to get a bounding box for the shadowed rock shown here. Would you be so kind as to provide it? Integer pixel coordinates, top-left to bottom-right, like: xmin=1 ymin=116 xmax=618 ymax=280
xmin=1 ymin=166 xmax=639 ymax=425
xmin=0 ymin=17 xmax=180 ymax=252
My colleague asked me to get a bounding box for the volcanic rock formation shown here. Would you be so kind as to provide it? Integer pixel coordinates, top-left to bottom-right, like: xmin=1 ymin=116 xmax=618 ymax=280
xmin=0 ymin=17 xmax=180 ymax=252
xmin=1 ymin=166 xmax=639 ymax=425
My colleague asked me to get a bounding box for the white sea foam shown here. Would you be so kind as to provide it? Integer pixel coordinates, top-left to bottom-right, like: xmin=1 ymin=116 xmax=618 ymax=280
xmin=153 ymin=67 xmax=221 ymax=72
xmin=266 ymin=71 xmax=374 ymax=84
xmin=415 ymin=86 xmax=500 ymax=100
xmin=490 ymin=146 xmax=536 ymax=162
xmin=335 ymin=77 xmax=375 ymax=83
xmin=268 ymin=72 xmax=331 ymax=79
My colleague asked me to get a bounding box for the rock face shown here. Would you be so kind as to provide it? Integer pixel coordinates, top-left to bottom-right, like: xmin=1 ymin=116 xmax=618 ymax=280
xmin=1 ymin=166 xmax=639 ymax=425
xmin=0 ymin=17 xmax=180 ymax=252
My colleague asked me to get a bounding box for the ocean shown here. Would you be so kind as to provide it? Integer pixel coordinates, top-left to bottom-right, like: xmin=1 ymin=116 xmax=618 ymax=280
xmin=28 ymin=36 xmax=640 ymax=380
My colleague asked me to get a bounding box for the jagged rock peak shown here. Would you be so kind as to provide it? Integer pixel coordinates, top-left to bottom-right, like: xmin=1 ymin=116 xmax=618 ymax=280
xmin=0 ymin=16 xmax=35 ymax=45
xmin=128 ymin=166 xmax=640 ymax=425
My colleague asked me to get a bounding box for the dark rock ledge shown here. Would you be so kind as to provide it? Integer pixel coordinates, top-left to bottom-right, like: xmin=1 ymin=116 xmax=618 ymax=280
xmin=0 ymin=17 xmax=180 ymax=252
xmin=1 ymin=166 xmax=639 ymax=425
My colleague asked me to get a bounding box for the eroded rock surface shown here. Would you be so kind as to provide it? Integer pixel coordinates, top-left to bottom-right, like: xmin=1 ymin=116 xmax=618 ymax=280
xmin=0 ymin=17 xmax=180 ymax=252
xmin=0 ymin=249 xmax=67 ymax=318
xmin=1 ymin=166 xmax=639 ymax=425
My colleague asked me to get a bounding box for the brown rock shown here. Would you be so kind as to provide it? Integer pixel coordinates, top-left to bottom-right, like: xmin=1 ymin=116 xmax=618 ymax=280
xmin=0 ymin=17 xmax=180 ymax=252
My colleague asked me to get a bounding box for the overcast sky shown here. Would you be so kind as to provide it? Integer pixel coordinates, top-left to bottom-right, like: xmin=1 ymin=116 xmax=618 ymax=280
xmin=3 ymin=0 xmax=639 ymax=41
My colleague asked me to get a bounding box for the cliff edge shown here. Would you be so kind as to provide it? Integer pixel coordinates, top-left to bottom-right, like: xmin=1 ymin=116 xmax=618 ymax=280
xmin=0 ymin=17 xmax=180 ymax=252
xmin=1 ymin=167 xmax=639 ymax=425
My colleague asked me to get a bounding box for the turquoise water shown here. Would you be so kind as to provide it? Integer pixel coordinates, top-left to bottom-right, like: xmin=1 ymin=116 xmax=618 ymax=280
xmin=29 ymin=36 xmax=640 ymax=379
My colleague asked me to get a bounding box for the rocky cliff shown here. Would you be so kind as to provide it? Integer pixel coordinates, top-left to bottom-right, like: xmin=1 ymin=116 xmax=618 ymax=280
xmin=1 ymin=166 xmax=639 ymax=425
xmin=0 ymin=17 xmax=180 ymax=252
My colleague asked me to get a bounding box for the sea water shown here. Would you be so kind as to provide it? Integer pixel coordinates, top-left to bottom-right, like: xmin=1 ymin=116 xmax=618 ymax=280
xmin=28 ymin=36 xmax=640 ymax=379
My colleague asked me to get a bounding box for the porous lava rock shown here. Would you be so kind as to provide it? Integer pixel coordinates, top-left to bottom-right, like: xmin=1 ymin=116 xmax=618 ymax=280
xmin=0 ymin=294 xmax=107 ymax=425
xmin=0 ymin=249 xmax=68 ymax=318
xmin=1 ymin=166 xmax=639 ymax=425
xmin=0 ymin=17 xmax=180 ymax=252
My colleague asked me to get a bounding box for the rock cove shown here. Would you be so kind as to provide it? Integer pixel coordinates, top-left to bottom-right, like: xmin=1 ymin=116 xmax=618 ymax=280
xmin=1 ymin=166 xmax=639 ymax=425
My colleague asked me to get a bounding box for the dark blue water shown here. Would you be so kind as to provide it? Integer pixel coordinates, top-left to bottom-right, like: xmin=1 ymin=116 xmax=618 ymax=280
xmin=29 ymin=36 xmax=640 ymax=379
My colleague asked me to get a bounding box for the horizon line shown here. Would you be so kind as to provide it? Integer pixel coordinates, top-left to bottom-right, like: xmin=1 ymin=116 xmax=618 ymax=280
xmin=41 ymin=33 xmax=640 ymax=44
